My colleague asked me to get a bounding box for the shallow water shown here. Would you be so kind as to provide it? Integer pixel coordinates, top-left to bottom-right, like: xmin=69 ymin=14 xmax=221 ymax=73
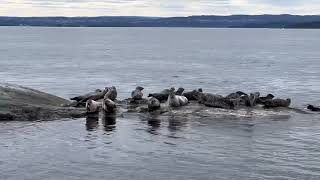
xmin=0 ymin=27 xmax=320 ymax=179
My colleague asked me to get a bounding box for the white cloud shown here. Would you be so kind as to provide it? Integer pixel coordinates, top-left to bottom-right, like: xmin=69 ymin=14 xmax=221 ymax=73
xmin=0 ymin=0 xmax=319 ymax=17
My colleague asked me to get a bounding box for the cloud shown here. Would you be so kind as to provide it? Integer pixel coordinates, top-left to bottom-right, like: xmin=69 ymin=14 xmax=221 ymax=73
xmin=0 ymin=0 xmax=319 ymax=17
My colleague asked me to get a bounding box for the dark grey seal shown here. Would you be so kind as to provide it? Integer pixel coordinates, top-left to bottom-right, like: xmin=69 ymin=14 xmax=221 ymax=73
xmin=264 ymin=98 xmax=291 ymax=108
xmin=70 ymin=89 xmax=102 ymax=102
xmin=175 ymin=88 xmax=185 ymax=96
xmin=307 ymin=105 xmax=320 ymax=112
xmin=148 ymin=88 xmax=172 ymax=102
xmin=131 ymin=86 xmax=144 ymax=101
xmin=196 ymin=92 xmax=237 ymax=109
xmin=240 ymin=92 xmax=260 ymax=107
xmin=102 ymin=98 xmax=117 ymax=113
xmin=183 ymin=88 xmax=203 ymax=101
xmin=104 ymin=86 xmax=117 ymax=101
xmin=226 ymin=91 xmax=247 ymax=99
xmin=257 ymin=94 xmax=275 ymax=105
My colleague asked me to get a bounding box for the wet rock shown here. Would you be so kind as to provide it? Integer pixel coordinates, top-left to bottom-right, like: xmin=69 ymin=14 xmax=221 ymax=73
xmin=0 ymin=83 xmax=86 ymax=121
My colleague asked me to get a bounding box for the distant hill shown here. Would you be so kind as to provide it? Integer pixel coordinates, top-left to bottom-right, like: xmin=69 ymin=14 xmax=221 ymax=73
xmin=1 ymin=15 xmax=320 ymax=28
xmin=288 ymin=21 xmax=320 ymax=29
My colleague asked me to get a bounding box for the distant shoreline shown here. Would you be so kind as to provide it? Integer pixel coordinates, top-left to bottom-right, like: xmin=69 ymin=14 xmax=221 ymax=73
xmin=1 ymin=15 xmax=320 ymax=29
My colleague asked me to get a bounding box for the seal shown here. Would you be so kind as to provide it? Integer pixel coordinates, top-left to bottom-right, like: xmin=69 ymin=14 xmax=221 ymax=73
xmin=102 ymin=98 xmax=117 ymax=113
xmin=226 ymin=91 xmax=247 ymax=99
xmin=197 ymin=92 xmax=238 ymax=109
xmin=131 ymin=86 xmax=144 ymax=101
xmin=148 ymin=97 xmax=161 ymax=111
xmin=307 ymin=105 xmax=320 ymax=111
xmin=264 ymin=98 xmax=291 ymax=108
xmin=85 ymin=99 xmax=102 ymax=113
xmin=71 ymin=89 xmax=102 ymax=102
xmin=148 ymin=88 xmax=172 ymax=102
xmin=175 ymin=88 xmax=185 ymax=96
xmin=167 ymin=88 xmax=188 ymax=107
xmin=182 ymin=88 xmax=203 ymax=101
xmin=257 ymin=94 xmax=275 ymax=105
xmin=104 ymin=86 xmax=117 ymax=101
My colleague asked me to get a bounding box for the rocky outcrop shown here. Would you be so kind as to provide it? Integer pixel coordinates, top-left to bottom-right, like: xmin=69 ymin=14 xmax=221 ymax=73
xmin=0 ymin=83 xmax=86 ymax=121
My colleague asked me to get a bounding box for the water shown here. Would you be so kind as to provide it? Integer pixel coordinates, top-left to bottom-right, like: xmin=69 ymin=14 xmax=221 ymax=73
xmin=0 ymin=27 xmax=320 ymax=179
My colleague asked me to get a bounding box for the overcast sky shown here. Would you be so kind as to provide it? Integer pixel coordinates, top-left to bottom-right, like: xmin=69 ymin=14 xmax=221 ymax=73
xmin=1 ymin=0 xmax=319 ymax=17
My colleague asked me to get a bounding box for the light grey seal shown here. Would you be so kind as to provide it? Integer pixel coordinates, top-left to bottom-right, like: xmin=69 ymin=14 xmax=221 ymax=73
xmin=85 ymin=99 xmax=102 ymax=113
xmin=167 ymin=88 xmax=188 ymax=107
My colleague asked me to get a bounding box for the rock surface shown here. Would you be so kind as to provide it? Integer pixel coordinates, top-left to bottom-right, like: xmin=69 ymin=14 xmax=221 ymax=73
xmin=0 ymin=83 xmax=86 ymax=121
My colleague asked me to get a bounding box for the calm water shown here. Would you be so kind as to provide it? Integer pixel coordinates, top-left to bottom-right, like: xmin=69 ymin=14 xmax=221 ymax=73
xmin=0 ymin=27 xmax=320 ymax=180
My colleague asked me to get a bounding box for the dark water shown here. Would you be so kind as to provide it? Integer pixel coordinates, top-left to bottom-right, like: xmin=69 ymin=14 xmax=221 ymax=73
xmin=1 ymin=27 xmax=320 ymax=179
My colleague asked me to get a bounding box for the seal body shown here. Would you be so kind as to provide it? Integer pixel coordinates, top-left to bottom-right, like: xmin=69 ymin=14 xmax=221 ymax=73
xmin=175 ymin=88 xmax=185 ymax=96
xmin=85 ymin=99 xmax=102 ymax=113
xmin=264 ymin=98 xmax=291 ymax=108
xmin=197 ymin=92 xmax=238 ymax=109
xmin=148 ymin=93 xmax=168 ymax=102
xmin=131 ymin=86 xmax=144 ymax=101
xmin=148 ymin=88 xmax=172 ymax=102
xmin=183 ymin=89 xmax=202 ymax=101
xmin=148 ymin=97 xmax=161 ymax=111
xmin=104 ymin=86 xmax=117 ymax=101
xmin=257 ymin=94 xmax=275 ymax=105
xmin=307 ymin=105 xmax=320 ymax=111
xmin=102 ymin=98 xmax=117 ymax=113
xmin=71 ymin=89 xmax=102 ymax=102
xmin=226 ymin=91 xmax=247 ymax=99
xmin=167 ymin=88 xmax=188 ymax=107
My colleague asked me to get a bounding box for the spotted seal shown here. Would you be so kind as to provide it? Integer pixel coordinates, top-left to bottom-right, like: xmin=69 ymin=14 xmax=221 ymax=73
xmin=104 ymin=86 xmax=117 ymax=101
xmin=85 ymin=99 xmax=102 ymax=113
xmin=148 ymin=97 xmax=161 ymax=111
xmin=264 ymin=98 xmax=291 ymax=108
xmin=183 ymin=88 xmax=202 ymax=101
xmin=102 ymin=98 xmax=117 ymax=113
xmin=257 ymin=94 xmax=275 ymax=105
xmin=131 ymin=86 xmax=144 ymax=101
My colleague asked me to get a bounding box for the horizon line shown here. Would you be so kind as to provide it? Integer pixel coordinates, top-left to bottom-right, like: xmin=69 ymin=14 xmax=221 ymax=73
xmin=1 ymin=14 xmax=320 ymax=18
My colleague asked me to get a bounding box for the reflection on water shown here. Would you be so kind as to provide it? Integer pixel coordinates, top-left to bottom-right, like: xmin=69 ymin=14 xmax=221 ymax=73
xmin=147 ymin=117 xmax=161 ymax=135
xmin=1 ymin=27 xmax=320 ymax=180
xmin=85 ymin=116 xmax=99 ymax=131
xmin=101 ymin=112 xmax=117 ymax=132
xmin=85 ymin=112 xmax=117 ymax=132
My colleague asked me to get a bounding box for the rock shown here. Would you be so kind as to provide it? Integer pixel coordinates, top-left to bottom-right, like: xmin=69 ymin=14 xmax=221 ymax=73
xmin=0 ymin=83 xmax=86 ymax=121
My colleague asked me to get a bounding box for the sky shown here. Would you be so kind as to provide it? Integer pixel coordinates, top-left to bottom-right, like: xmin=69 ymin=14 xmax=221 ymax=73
xmin=0 ymin=0 xmax=320 ymax=17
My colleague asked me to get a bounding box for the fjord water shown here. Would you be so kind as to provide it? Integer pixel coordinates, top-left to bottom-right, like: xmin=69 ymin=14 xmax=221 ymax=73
xmin=0 ymin=27 xmax=320 ymax=180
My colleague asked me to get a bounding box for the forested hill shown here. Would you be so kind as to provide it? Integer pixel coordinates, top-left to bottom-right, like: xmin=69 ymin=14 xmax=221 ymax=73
xmin=0 ymin=15 xmax=320 ymax=28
